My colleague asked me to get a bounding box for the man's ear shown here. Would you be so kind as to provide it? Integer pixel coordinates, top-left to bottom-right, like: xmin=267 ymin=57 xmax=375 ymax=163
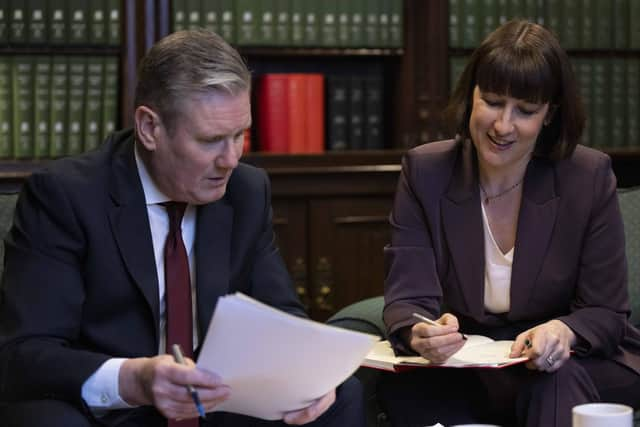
xmin=134 ymin=105 xmax=162 ymax=151
xmin=544 ymin=105 xmax=558 ymax=125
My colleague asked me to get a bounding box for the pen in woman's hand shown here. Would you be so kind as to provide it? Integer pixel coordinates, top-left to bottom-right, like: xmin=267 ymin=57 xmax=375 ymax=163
xmin=412 ymin=312 xmax=468 ymax=340
xmin=171 ymin=344 xmax=207 ymax=420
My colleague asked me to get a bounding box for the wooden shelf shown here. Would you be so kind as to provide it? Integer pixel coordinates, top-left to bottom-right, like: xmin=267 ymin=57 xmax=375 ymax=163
xmin=239 ymin=47 xmax=404 ymax=57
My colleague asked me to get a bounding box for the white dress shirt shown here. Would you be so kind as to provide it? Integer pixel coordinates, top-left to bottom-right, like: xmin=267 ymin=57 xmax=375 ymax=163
xmin=81 ymin=145 xmax=198 ymax=410
xmin=481 ymin=202 xmax=514 ymax=314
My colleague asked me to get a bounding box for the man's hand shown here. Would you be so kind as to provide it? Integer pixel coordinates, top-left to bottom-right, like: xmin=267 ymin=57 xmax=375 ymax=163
xmin=119 ymin=355 xmax=231 ymax=420
xmin=282 ymin=389 xmax=336 ymax=425
xmin=409 ymin=313 xmax=466 ymax=363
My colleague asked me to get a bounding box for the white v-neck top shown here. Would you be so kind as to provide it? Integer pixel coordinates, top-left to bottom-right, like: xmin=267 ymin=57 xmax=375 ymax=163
xmin=481 ymin=203 xmax=513 ymax=313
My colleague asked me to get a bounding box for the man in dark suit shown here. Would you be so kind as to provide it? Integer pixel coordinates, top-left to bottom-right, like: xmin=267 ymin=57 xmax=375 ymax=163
xmin=0 ymin=30 xmax=364 ymax=427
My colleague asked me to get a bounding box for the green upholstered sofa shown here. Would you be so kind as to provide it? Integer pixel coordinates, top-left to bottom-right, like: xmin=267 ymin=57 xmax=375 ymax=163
xmin=328 ymin=186 xmax=640 ymax=427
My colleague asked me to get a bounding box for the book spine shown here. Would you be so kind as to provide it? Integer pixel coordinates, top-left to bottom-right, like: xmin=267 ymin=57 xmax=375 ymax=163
xmin=236 ymin=0 xmax=258 ymax=45
xmin=378 ymin=0 xmax=391 ymax=48
xmin=364 ymin=75 xmax=383 ymax=149
xmin=28 ymin=0 xmax=47 ymax=44
xmin=0 ymin=57 xmax=12 ymax=158
xmin=202 ymin=0 xmax=219 ymax=34
xmin=305 ymin=73 xmax=324 ymax=153
xmin=610 ymin=58 xmax=626 ymax=148
xmin=89 ymin=0 xmax=107 ymax=45
xmin=101 ymin=56 xmax=118 ymax=141
xmin=49 ymin=0 xmax=67 ymax=45
xmin=449 ymin=55 xmax=467 ymax=93
xmin=581 ymin=0 xmax=594 ymax=48
xmin=286 ymin=74 xmax=306 ymax=153
xmin=612 ymin=0 xmax=629 ymax=49
xmin=219 ymin=0 xmax=235 ymax=43
xmin=389 ymin=0 xmax=402 ymax=47
xmin=348 ymin=76 xmax=364 ymax=150
xmin=172 ymin=0 xmax=186 ymax=32
xmin=12 ymin=56 xmax=34 ymax=158
xmin=257 ymin=74 xmax=289 ymax=153
xmin=290 ymin=0 xmax=304 ymax=46
xmin=562 ymin=0 xmax=580 ymax=49
xmin=364 ymin=0 xmax=379 ymax=47
xmin=591 ymin=59 xmax=610 ymax=148
xmin=9 ymin=1 xmax=27 ymax=44
xmin=449 ymin=0 xmax=461 ymax=48
xmin=274 ymin=0 xmax=291 ymax=46
xmin=259 ymin=0 xmax=276 ymax=46
xmin=320 ymin=0 xmax=337 ymax=47
xmin=479 ymin=0 xmax=497 ymax=42
xmin=461 ymin=0 xmax=478 ymax=48
xmin=349 ymin=0 xmax=365 ymax=48
xmin=67 ymin=56 xmax=86 ymax=156
xmin=106 ymin=0 xmax=120 ymax=46
xmin=49 ymin=56 xmax=68 ymax=158
xmin=68 ymin=0 xmax=88 ymax=45
xmin=186 ymin=0 xmax=201 ymax=31
xmin=0 ymin=0 xmax=7 ymax=44
xmin=627 ymin=58 xmax=640 ymax=148
xmin=303 ymin=0 xmax=319 ymax=46
xmin=632 ymin=0 xmax=640 ymax=48
xmin=496 ymin=0 xmax=508 ymax=25
xmin=336 ymin=0 xmax=349 ymax=47
xmin=573 ymin=57 xmax=592 ymax=146
xmin=84 ymin=56 xmax=103 ymax=152
xmin=33 ymin=55 xmax=51 ymax=158
xmin=592 ymin=0 xmax=612 ymax=49
xmin=545 ymin=0 xmax=562 ymax=44
xmin=326 ymin=75 xmax=348 ymax=150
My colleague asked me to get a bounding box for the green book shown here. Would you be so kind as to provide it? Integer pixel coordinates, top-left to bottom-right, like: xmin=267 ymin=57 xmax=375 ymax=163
xmin=219 ymin=0 xmax=235 ymax=43
xmin=291 ymin=0 xmax=304 ymax=45
xmin=479 ymin=0 xmax=497 ymax=41
xmin=0 ymin=1 xmax=7 ymax=43
xmin=572 ymin=57 xmax=592 ymax=146
xmin=172 ymin=0 xmax=186 ymax=32
xmin=349 ymin=0 xmax=365 ymax=48
xmin=461 ymin=0 xmax=479 ymax=48
xmin=321 ymin=0 xmax=338 ymax=47
xmin=68 ymin=0 xmax=88 ymax=44
xmin=506 ymin=0 xmax=522 ymax=20
xmin=258 ymin=0 xmax=276 ymax=45
xmin=364 ymin=0 xmax=379 ymax=47
xmin=9 ymin=2 xmax=27 ymax=44
xmin=49 ymin=0 xmax=67 ymax=45
xmin=378 ymin=0 xmax=390 ymax=48
xmin=581 ymin=0 xmax=595 ymax=48
xmin=326 ymin=75 xmax=349 ymax=150
xmin=590 ymin=59 xmax=610 ymax=148
xmin=592 ymin=0 xmax=612 ymax=49
xmin=236 ymin=0 xmax=258 ymax=45
xmin=524 ymin=0 xmax=540 ymax=23
xmin=106 ymin=0 xmax=120 ymax=45
xmin=562 ymin=0 xmax=580 ymax=49
xmin=449 ymin=0 xmax=461 ymax=48
xmin=545 ymin=0 xmax=562 ymax=44
xmin=186 ymin=0 xmax=201 ymax=31
xmin=0 ymin=58 xmax=12 ymax=158
xmin=201 ymin=0 xmax=219 ymax=34
xmin=33 ymin=56 xmax=51 ymax=158
xmin=101 ymin=56 xmax=118 ymax=141
xmin=303 ymin=0 xmax=320 ymax=46
xmin=89 ymin=0 xmax=107 ymax=45
xmin=336 ymin=0 xmax=349 ymax=47
xmin=67 ymin=56 xmax=86 ymax=156
xmin=84 ymin=57 xmax=103 ymax=152
xmin=11 ymin=56 xmax=34 ymax=158
xmin=274 ymin=0 xmax=290 ymax=46
xmin=631 ymin=0 xmax=640 ymax=48
xmin=610 ymin=58 xmax=627 ymax=148
xmin=49 ymin=56 xmax=68 ymax=158
xmin=450 ymin=55 xmax=467 ymax=94
xmin=612 ymin=0 xmax=629 ymax=49
xmin=28 ymin=0 xmax=47 ymax=44
xmin=627 ymin=59 xmax=640 ymax=148
xmin=389 ymin=0 xmax=403 ymax=48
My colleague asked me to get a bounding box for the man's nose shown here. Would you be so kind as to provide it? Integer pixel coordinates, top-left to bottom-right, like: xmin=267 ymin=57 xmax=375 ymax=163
xmin=217 ymin=140 xmax=240 ymax=168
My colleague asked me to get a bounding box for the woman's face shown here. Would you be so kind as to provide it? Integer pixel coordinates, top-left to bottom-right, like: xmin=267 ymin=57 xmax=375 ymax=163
xmin=469 ymin=85 xmax=550 ymax=174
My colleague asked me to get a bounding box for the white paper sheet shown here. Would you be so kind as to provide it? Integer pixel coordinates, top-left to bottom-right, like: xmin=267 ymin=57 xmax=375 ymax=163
xmin=196 ymin=293 xmax=379 ymax=420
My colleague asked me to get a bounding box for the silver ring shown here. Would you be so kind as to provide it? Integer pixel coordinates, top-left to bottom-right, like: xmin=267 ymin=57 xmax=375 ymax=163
xmin=546 ymin=355 xmax=554 ymax=366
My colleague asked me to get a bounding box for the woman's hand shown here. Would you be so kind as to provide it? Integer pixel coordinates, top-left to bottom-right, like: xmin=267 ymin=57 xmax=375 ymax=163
xmin=510 ymin=319 xmax=576 ymax=372
xmin=408 ymin=313 xmax=466 ymax=363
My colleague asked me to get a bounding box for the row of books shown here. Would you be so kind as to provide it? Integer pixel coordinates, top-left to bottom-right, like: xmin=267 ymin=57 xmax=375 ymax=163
xmin=449 ymin=56 xmax=640 ymax=149
xmin=172 ymin=0 xmax=403 ymax=48
xmin=449 ymin=0 xmax=640 ymax=50
xmin=0 ymin=0 xmax=121 ymax=46
xmin=255 ymin=72 xmax=384 ymax=153
xmin=0 ymin=55 xmax=118 ymax=159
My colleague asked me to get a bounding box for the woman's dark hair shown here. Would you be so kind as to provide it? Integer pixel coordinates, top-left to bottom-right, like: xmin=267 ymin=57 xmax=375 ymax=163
xmin=445 ymin=20 xmax=585 ymax=160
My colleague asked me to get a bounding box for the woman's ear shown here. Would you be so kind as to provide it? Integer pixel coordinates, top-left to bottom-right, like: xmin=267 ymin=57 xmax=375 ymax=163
xmin=134 ymin=105 xmax=162 ymax=151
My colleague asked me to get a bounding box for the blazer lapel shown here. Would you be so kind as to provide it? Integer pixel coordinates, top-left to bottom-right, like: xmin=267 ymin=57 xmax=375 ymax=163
xmin=194 ymin=199 xmax=233 ymax=340
xmin=108 ymin=137 xmax=161 ymax=340
xmin=509 ymin=158 xmax=559 ymax=317
xmin=442 ymin=140 xmax=486 ymax=317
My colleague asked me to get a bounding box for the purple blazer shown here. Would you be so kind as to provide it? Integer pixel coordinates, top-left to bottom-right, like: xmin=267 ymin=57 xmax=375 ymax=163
xmin=384 ymin=138 xmax=640 ymax=375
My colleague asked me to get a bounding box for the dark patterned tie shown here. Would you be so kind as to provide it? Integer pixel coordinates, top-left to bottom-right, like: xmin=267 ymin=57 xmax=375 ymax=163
xmin=163 ymin=202 xmax=198 ymax=427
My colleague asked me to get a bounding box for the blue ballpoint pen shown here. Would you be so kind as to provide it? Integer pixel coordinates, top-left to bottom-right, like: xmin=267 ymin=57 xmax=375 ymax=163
xmin=171 ymin=344 xmax=206 ymax=420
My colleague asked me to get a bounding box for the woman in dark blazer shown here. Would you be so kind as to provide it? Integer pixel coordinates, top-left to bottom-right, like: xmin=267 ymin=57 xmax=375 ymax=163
xmin=381 ymin=20 xmax=640 ymax=427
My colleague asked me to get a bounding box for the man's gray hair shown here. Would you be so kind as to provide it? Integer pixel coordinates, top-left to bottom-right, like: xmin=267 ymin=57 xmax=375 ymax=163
xmin=134 ymin=29 xmax=251 ymax=134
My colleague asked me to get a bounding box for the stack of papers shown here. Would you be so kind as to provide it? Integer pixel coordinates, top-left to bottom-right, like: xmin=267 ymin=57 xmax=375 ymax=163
xmin=196 ymin=293 xmax=379 ymax=420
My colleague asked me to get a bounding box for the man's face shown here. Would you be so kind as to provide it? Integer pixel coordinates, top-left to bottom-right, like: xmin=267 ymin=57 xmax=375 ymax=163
xmin=148 ymin=90 xmax=251 ymax=205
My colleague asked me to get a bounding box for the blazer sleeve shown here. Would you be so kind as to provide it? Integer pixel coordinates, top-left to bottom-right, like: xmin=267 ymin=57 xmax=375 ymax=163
xmin=557 ymin=156 xmax=630 ymax=358
xmin=0 ymin=172 xmax=109 ymax=408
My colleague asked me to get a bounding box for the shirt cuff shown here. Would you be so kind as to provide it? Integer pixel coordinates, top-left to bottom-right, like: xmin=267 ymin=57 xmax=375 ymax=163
xmin=81 ymin=358 xmax=135 ymax=411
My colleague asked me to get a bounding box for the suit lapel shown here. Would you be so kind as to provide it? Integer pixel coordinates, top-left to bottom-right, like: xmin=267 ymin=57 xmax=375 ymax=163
xmin=509 ymin=158 xmax=559 ymax=317
xmin=195 ymin=199 xmax=233 ymax=340
xmin=108 ymin=137 xmax=161 ymax=341
xmin=442 ymin=140 xmax=486 ymax=317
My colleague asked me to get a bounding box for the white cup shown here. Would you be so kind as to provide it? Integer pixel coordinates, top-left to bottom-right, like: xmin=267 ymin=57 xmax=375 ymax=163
xmin=572 ymin=403 xmax=633 ymax=427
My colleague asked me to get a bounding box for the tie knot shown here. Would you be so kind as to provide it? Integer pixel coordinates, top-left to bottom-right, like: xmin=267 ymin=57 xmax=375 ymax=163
xmin=162 ymin=202 xmax=187 ymax=232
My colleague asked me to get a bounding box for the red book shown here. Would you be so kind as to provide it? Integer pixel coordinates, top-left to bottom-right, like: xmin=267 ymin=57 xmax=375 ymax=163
xmin=257 ymin=74 xmax=289 ymax=153
xmin=305 ymin=74 xmax=325 ymax=153
xmin=287 ymin=74 xmax=308 ymax=154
